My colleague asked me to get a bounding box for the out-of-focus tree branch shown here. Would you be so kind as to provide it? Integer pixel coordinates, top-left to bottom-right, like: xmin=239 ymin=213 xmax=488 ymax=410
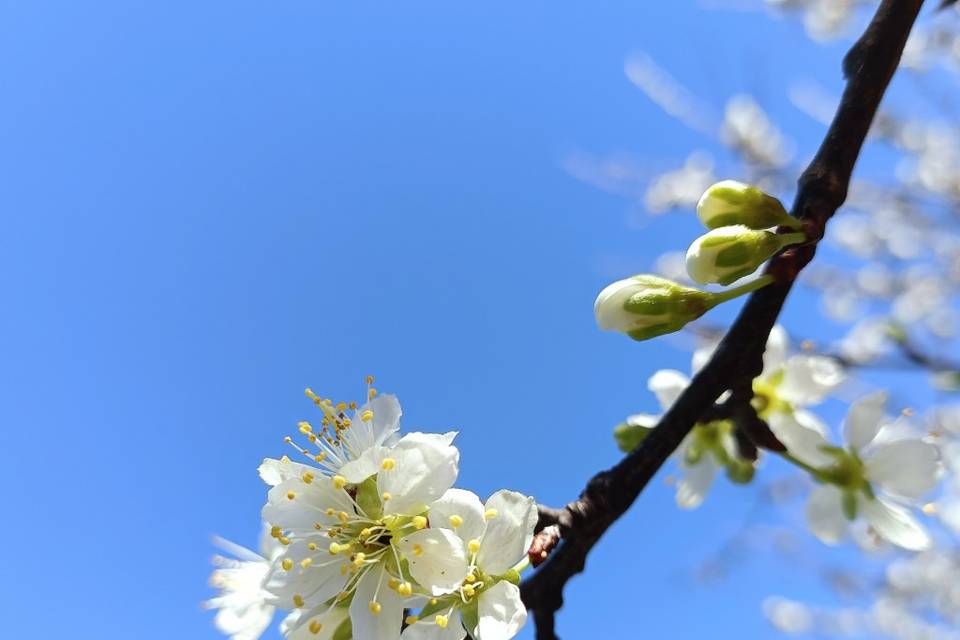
xmin=520 ymin=2 xmax=927 ymax=638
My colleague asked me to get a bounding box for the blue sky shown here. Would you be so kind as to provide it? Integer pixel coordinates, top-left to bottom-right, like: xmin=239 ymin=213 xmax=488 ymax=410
xmin=0 ymin=2 xmax=940 ymax=638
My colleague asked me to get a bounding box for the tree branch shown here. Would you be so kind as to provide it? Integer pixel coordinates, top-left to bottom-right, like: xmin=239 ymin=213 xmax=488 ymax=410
xmin=520 ymin=2 xmax=927 ymax=637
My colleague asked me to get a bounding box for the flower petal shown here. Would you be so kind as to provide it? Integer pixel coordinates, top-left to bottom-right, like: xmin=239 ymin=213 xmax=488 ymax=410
xmin=763 ymin=325 xmax=789 ymax=372
xmin=401 ymin=610 xmax=466 ymax=640
xmin=647 ymin=369 xmax=690 ymax=411
xmin=777 ymin=355 xmax=845 ymax=406
xmin=399 ymin=528 xmax=470 ymax=595
xmin=805 ymin=484 xmax=848 ymax=545
xmin=767 ymin=411 xmax=833 ymax=468
xmin=349 ymin=567 xmax=405 ymax=640
xmin=426 ymin=488 xmax=486 ymax=544
xmin=476 ymin=581 xmax=527 ymax=640
xmin=864 ymin=439 xmax=940 ymax=500
xmin=379 ymin=432 xmax=460 ymax=515
xmin=476 ymin=490 xmax=539 ymax=576
xmin=262 ymin=540 xmax=349 ymax=609
xmin=343 ymin=394 xmax=403 ymax=455
xmin=861 ymin=496 xmax=931 ymax=551
xmin=675 ymin=457 xmax=717 ymax=509
xmin=843 ymin=391 xmax=888 ymax=450
xmin=261 ymin=477 xmax=355 ymax=533
xmin=258 ymin=457 xmax=316 ymax=487
xmin=284 ymin=605 xmax=349 ymax=640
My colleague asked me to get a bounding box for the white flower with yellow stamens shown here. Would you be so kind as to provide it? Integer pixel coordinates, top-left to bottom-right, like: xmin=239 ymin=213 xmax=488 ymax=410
xmin=399 ymin=489 xmax=537 ymax=640
xmin=259 ymin=387 xmax=464 ymax=640
xmin=205 ymin=525 xmax=282 ymax=640
xmin=775 ymin=392 xmax=941 ymax=550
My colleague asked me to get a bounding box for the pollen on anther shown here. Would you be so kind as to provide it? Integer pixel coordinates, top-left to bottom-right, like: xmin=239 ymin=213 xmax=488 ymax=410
xmin=413 ymin=544 xmax=424 ymax=557
xmin=293 ymin=594 xmax=305 ymax=608
xmin=484 ymin=509 xmax=498 ymax=520
xmin=435 ymin=615 xmax=448 ymax=629
xmin=332 ymin=475 xmax=347 ymax=489
xmin=281 ymin=558 xmax=293 ymax=571
xmin=279 ymin=536 xmax=291 ymax=546
xmin=368 ymin=601 xmax=382 ymax=615
xmin=300 ymin=558 xmax=313 ymax=569
xmin=448 ymin=514 xmax=463 ymax=528
xmin=467 ymin=539 xmax=481 ymax=554
xmin=412 ymin=516 xmax=427 ymax=530
xmin=398 ymin=582 xmax=412 ymax=596
xmin=302 ymin=472 xmax=314 ymax=484
xmin=380 ymin=458 xmax=396 ymax=471
xmin=381 ymin=492 xmax=392 ymax=502
xmin=307 ymin=542 xmax=318 ymax=551
xmin=315 ymin=453 xmax=327 ymax=463
xmin=287 ymin=491 xmax=296 ymax=500
xmin=361 ymin=410 xmax=374 ymax=422
xmin=309 ymin=620 xmax=322 ymax=635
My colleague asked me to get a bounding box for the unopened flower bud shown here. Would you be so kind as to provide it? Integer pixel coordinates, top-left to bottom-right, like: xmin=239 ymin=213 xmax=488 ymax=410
xmin=614 ymin=414 xmax=657 ymax=452
xmin=685 ymin=225 xmax=806 ymax=285
xmin=697 ymin=180 xmax=800 ymax=230
xmin=594 ymin=275 xmax=715 ymax=341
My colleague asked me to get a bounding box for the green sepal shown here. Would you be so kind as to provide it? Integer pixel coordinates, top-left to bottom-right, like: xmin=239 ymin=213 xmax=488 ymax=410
xmin=842 ymin=491 xmax=858 ymax=521
xmin=614 ymin=422 xmax=653 ymax=453
xmin=332 ymin=616 xmax=352 ymax=640
xmin=356 ymin=477 xmax=383 ymax=520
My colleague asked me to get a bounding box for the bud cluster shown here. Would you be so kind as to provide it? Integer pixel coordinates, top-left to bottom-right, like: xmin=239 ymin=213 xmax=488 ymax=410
xmin=595 ymin=181 xmax=806 ymax=341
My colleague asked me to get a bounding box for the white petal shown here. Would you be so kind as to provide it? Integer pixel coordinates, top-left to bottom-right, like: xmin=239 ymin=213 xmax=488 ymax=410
xmin=339 ymin=445 xmax=389 ymax=484
xmin=401 ymin=610 xmax=466 ymax=640
xmin=476 ymin=581 xmax=527 ymax=640
xmin=843 ymin=391 xmax=888 ymax=450
xmin=342 ymin=394 xmax=403 ymax=455
xmin=767 ymin=411 xmax=833 ymax=467
xmin=261 ymin=478 xmax=355 ymax=533
xmin=476 ymin=490 xmax=539 ymax=575
xmin=258 ymin=457 xmax=316 ymax=487
xmin=285 ymin=605 xmax=349 ymax=640
xmin=399 ymin=528 xmax=470 ymax=595
xmin=861 ymin=496 xmax=931 ymax=551
xmin=349 ymin=567 xmax=404 ymax=640
xmin=213 ymin=603 xmax=274 ymax=640
xmin=379 ymin=432 xmax=460 ymax=515
xmin=691 ymin=344 xmax=717 ymax=374
xmin=763 ymin=325 xmax=789 ymax=372
xmin=262 ymin=540 xmax=349 ymax=608
xmin=675 ymin=457 xmax=717 ymax=509
xmin=864 ymin=439 xmax=940 ymax=500
xmin=805 ymin=484 xmax=848 ymax=545
xmin=777 ymin=355 xmax=845 ymax=406
xmin=647 ymin=369 xmax=690 ymax=411
xmin=426 ymin=488 xmax=486 ymax=543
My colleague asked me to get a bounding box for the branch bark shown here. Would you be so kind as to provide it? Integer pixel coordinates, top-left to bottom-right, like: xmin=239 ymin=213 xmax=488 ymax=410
xmin=520 ymin=2 xmax=926 ymax=637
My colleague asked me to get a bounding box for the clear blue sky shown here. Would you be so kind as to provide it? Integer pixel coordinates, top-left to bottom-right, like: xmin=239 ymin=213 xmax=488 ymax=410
xmin=0 ymin=2 xmax=934 ymax=638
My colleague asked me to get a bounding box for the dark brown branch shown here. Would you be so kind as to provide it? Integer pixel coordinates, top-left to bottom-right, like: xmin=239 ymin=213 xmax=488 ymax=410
xmin=521 ymin=2 xmax=926 ymax=637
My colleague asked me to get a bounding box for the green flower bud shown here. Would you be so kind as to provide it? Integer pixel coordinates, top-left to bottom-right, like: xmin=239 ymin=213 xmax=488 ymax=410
xmin=685 ymin=225 xmax=806 ymax=286
xmin=697 ymin=180 xmax=801 ymax=230
xmin=614 ymin=414 xmax=657 ymax=452
xmin=594 ymin=275 xmax=716 ymax=341
xmin=726 ymin=458 xmax=756 ymax=484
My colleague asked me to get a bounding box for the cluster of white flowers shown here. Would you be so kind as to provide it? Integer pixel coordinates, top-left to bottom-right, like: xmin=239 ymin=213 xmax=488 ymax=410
xmin=630 ymin=326 xmax=945 ymax=552
xmin=207 ymin=382 xmax=537 ymax=640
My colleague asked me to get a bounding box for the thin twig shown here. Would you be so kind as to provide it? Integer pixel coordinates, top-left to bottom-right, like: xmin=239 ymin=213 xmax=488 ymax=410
xmin=520 ymin=2 xmax=927 ymax=638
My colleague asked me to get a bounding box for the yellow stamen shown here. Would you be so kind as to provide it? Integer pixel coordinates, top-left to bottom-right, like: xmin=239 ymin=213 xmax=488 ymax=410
xmin=293 ymin=595 xmax=305 ymax=608
xmin=300 ymin=558 xmax=313 ymax=569
xmin=361 ymin=410 xmax=374 ymax=422
xmin=448 ymin=514 xmax=463 ymax=528
xmin=382 ymin=492 xmax=392 ymax=502
xmin=286 ymin=491 xmax=296 ymax=500
xmin=332 ymin=475 xmax=347 ymax=490
xmin=398 ymin=582 xmax=413 ymax=596
xmin=468 ymin=539 xmax=481 ymax=554
xmin=368 ymin=601 xmax=382 ymax=615
xmin=484 ymin=509 xmax=498 ymax=520
xmin=380 ymin=457 xmax=396 ymax=471
xmin=281 ymin=558 xmax=293 ymax=571
xmin=309 ymin=620 xmax=322 ymax=634
xmin=302 ymin=472 xmax=314 ymax=484
xmin=412 ymin=516 xmax=427 ymax=530
xmin=435 ymin=615 xmax=448 ymax=629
